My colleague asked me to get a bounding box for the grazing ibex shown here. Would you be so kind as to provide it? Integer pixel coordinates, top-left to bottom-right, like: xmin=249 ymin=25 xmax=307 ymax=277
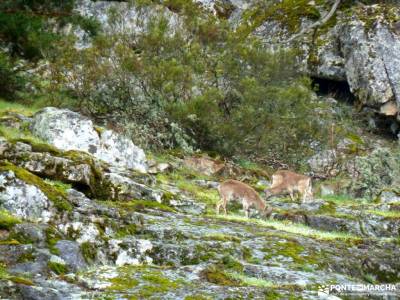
xmin=217 ymin=180 xmax=272 ymax=218
xmin=264 ymin=170 xmax=312 ymax=203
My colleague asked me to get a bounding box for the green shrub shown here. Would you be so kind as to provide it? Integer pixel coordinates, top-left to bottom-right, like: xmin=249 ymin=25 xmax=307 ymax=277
xmin=0 ymin=51 xmax=26 ymax=99
xmin=350 ymin=147 xmax=400 ymax=198
xmin=48 ymin=1 xmax=343 ymax=166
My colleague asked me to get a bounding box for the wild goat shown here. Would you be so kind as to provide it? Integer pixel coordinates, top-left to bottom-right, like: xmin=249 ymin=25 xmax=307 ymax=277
xmin=217 ymin=179 xmax=272 ymax=218
xmin=264 ymin=170 xmax=312 ymax=203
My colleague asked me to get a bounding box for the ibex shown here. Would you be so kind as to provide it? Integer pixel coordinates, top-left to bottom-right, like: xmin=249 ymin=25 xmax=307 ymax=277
xmin=264 ymin=170 xmax=312 ymax=203
xmin=217 ymin=180 xmax=272 ymax=218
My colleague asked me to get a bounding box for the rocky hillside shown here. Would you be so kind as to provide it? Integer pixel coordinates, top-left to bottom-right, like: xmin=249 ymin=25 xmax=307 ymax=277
xmin=1 ymin=0 xmax=400 ymax=299
xmin=0 ymin=105 xmax=399 ymax=299
xmin=76 ymin=0 xmax=400 ymax=138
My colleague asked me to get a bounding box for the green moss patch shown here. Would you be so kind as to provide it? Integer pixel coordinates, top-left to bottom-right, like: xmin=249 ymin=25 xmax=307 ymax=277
xmin=115 ymin=224 xmax=139 ymax=238
xmin=104 ymin=266 xmax=184 ymax=297
xmin=200 ymin=265 xmax=239 ymax=286
xmin=0 ymin=210 xmax=21 ymax=230
xmin=0 ymin=161 xmax=72 ymax=212
xmin=184 ymin=295 xmax=212 ymax=300
xmin=203 ymin=233 xmax=241 ymax=243
xmin=106 ymin=276 xmax=138 ymax=292
xmin=262 ymin=239 xmax=319 ymax=270
xmin=221 ymin=255 xmax=244 ymax=272
xmin=239 ymin=0 xmax=322 ymax=36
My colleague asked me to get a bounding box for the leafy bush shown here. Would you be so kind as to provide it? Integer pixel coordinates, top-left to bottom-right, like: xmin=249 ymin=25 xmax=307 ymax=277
xmin=0 ymin=0 xmax=100 ymax=99
xmin=0 ymin=51 xmax=26 ymax=98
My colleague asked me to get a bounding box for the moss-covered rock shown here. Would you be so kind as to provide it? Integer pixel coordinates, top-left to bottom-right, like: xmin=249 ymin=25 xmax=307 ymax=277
xmin=0 ymin=161 xmax=72 ymax=213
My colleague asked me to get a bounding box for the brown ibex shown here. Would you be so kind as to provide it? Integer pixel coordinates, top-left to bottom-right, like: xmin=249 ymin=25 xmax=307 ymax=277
xmin=264 ymin=170 xmax=312 ymax=203
xmin=217 ymin=180 xmax=272 ymax=218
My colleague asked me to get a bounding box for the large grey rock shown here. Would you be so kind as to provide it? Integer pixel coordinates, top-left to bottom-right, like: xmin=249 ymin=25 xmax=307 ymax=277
xmin=31 ymin=107 xmax=147 ymax=173
xmin=55 ymin=240 xmax=87 ymax=271
xmin=18 ymin=279 xmax=83 ymax=300
xmin=11 ymin=223 xmax=47 ymax=245
xmin=0 ymin=171 xmax=53 ymax=221
xmin=103 ymin=172 xmax=162 ymax=202
xmin=340 ymin=13 xmax=400 ymax=112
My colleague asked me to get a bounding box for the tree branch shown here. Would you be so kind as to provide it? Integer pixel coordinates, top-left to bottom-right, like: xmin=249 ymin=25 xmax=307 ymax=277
xmin=286 ymin=0 xmax=341 ymax=43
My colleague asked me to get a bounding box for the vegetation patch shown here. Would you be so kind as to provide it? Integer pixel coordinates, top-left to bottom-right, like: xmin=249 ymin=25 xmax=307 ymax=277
xmin=320 ymin=194 xmax=362 ymax=205
xmin=16 ymin=250 xmax=36 ymax=263
xmin=106 ymin=275 xmax=138 ymax=292
xmin=227 ymin=271 xmax=273 ymax=288
xmin=213 ymin=214 xmax=361 ymax=241
xmin=104 ymin=266 xmax=184 ymax=297
xmin=221 ymin=255 xmax=244 ymax=272
xmin=80 ymin=242 xmax=97 ymax=263
xmin=47 ymin=261 xmax=68 ymax=275
xmin=184 ymin=295 xmax=212 ymax=300
xmin=0 ymin=239 xmax=20 ymax=245
xmin=262 ymin=239 xmax=320 ymax=271
xmin=203 ymin=233 xmax=241 ymax=243
xmin=0 ymin=123 xmax=61 ymax=156
xmin=200 ymin=265 xmax=239 ymax=286
xmin=367 ymin=210 xmax=400 ymax=219
xmin=115 ymin=224 xmax=139 ymax=238
xmin=0 ymin=99 xmax=38 ymax=116
xmin=45 ymin=226 xmax=63 ymax=255
xmin=158 ymin=168 xmax=219 ymax=210
xmin=239 ymin=0 xmax=322 ymax=36
xmin=0 ymin=262 xmax=33 ymax=285
xmin=0 ymin=210 xmax=21 ymax=230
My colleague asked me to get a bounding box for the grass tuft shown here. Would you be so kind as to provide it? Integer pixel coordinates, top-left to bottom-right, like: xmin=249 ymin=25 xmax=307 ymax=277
xmin=0 ymin=210 xmax=21 ymax=230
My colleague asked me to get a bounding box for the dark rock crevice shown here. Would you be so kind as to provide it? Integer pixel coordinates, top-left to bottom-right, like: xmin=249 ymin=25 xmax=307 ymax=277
xmin=312 ymin=76 xmax=400 ymax=139
xmin=312 ymin=77 xmax=355 ymax=104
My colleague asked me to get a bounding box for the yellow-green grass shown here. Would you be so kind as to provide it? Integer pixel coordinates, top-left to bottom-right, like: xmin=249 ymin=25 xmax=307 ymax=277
xmin=212 ymin=214 xmax=360 ymax=241
xmin=226 ymin=271 xmax=274 ymax=288
xmin=0 ymin=210 xmax=21 ymax=230
xmin=367 ymin=210 xmax=400 ymax=219
xmin=0 ymin=99 xmax=40 ymax=116
xmin=0 ymin=263 xmax=33 ymax=285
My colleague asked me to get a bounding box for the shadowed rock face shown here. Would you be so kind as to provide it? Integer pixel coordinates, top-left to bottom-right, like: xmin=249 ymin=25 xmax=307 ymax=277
xmin=30 ymin=107 xmax=147 ymax=173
